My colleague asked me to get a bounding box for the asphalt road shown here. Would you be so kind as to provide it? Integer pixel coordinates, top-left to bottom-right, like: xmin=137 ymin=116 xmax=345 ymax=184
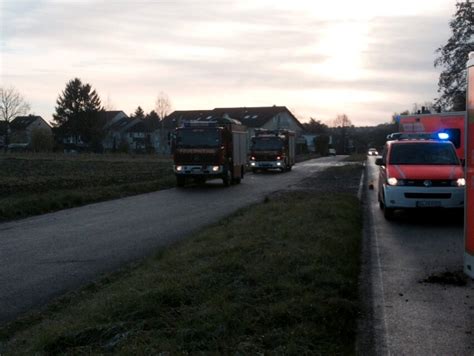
xmin=359 ymin=156 xmax=474 ymax=355
xmin=0 ymin=156 xmax=346 ymax=323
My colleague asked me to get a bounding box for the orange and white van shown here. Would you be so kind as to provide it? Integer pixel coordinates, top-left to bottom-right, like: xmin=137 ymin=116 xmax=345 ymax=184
xmin=376 ymin=138 xmax=465 ymax=219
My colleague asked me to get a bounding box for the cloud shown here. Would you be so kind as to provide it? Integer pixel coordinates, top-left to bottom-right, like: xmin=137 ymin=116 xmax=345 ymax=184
xmin=1 ymin=0 xmax=456 ymax=125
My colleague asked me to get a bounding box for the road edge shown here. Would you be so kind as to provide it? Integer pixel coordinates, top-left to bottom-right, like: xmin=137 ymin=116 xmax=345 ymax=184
xmin=356 ymin=160 xmax=390 ymax=356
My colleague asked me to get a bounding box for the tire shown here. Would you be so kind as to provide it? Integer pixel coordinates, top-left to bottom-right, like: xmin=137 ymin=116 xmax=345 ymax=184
xmin=383 ymin=207 xmax=395 ymax=220
xmin=231 ymin=167 xmax=242 ymax=184
xmin=223 ymin=168 xmax=232 ymax=186
xmin=252 ymin=168 xmax=258 ymax=173
xmin=288 ymin=165 xmax=292 ymax=171
xmin=176 ymin=176 xmax=185 ymax=187
xmin=381 ymin=191 xmax=394 ymax=219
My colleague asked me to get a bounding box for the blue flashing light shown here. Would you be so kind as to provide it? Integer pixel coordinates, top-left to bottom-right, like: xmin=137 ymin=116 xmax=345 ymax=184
xmin=437 ymin=132 xmax=450 ymax=140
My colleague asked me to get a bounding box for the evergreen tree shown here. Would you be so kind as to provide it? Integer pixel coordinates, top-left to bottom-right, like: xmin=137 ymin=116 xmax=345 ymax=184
xmin=302 ymin=118 xmax=328 ymax=134
xmin=145 ymin=110 xmax=160 ymax=121
xmin=131 ymin=106 xmax=145 ymax=120
xmin=435 ymin=0 xmax=474 ymax=111
xmin=53 ymin=78 xmax=104 ymax=151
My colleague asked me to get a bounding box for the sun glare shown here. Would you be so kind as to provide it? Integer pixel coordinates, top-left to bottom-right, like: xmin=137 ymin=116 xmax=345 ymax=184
xmin=312 ymin=21 xmax=370 ymax=81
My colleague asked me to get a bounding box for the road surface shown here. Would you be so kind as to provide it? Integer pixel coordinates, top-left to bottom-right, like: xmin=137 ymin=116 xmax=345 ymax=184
xmin=359 ymin=156 xmax=474 ymax=355
xmin=0 ymin=156 xmax=345 ymax=323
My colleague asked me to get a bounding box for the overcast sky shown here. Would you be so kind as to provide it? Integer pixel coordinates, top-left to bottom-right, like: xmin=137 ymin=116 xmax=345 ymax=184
xmin=0 ymin=0 xmax=459 ymax=126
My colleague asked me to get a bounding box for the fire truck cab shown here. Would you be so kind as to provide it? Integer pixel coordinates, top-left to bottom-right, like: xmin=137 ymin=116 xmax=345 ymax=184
xmin=172 ymin=117 xmax=247 ymax=187
xmin=249 ymin=129 xmax=296 ymax=173
xmin=376 ymin=136 xmax=465 ymax=220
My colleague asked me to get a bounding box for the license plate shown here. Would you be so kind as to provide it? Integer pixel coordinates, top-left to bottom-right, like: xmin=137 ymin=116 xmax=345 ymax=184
xmin=416 ymin=201 xmax=441 ymax=208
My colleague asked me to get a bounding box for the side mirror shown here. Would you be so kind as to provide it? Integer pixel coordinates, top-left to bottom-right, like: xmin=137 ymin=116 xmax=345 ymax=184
xmin=375 ymin=158 xmax=383 ymax=166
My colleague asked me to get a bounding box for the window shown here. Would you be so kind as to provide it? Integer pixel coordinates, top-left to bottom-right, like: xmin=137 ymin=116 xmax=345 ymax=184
xmin=389 ymin=143 xmax=459 ymax=165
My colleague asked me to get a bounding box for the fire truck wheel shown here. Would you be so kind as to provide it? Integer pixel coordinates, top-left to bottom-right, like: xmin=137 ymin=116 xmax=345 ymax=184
xmin=287 ymin=165 xmax=292 ymax=171
xmin=251 ymin=168 xmax=258 ymax=173
xmin=176 ymin=176 xmax=185 ymax=187
xmin=223 ymin=169 xmax=232 ymax=186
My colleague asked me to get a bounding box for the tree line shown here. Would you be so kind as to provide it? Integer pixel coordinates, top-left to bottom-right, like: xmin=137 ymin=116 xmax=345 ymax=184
xmin=0 ymin=79 xmax=172 ymax=152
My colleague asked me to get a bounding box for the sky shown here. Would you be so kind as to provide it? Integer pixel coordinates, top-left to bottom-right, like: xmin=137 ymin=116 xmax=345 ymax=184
xmin=0 ymin=0 xmax=459 ymax=126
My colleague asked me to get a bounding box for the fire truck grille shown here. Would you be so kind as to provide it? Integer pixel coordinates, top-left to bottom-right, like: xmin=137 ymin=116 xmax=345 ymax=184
xmin=255 ymin=154 xmax=276 ymax=161
xmin=403 ymin=180 xmax=452 ymax=187
xmin=404 ymin=193 xmax=452 ymax=199
xmin=178 ymin=153 xmax=217 ymax=165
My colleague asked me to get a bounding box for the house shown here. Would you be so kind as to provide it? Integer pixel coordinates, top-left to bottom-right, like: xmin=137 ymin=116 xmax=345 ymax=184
xmin=102 ymin=116 xmax=134 ymax=152
xmin=101 ymin=112 xmax=162 ymax=153
xmin=143 ymin=118 xmax=162 ymax=153
xmin=124 ymin=120 xmax=147 ymax=152
xmin=9 ymin=115 xmax=52 ymax=150
xmin=0 ymin=121 xmax=8 ymax=149
xmin=164 ymin=106 xmax=307 ymax=152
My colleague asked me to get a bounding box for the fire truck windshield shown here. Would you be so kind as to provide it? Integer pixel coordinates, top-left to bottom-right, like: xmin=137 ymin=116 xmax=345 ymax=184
xmin=251 ymin=137 xmax=283 ymax=151
xmin=176 ymin=128 xmax=221 ymax=148
xmin=390 ymin=142 xmax=459 ymax=165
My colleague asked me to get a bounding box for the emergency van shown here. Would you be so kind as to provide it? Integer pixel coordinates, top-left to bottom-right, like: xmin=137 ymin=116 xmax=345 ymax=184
xmin=376 ymin=137 xmax=465 ymax=220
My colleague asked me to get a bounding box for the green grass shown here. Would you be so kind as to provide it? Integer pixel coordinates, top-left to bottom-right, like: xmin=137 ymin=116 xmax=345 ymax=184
xmin=0 ymin=153 xmax=174 ymax=221
xmin=0 ymin=190 xmax=362 ymax=355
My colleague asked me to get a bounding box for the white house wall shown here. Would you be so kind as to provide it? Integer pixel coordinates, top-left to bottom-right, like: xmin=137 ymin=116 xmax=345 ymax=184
xmin=260 ymin=112 xmax=303 ymax=134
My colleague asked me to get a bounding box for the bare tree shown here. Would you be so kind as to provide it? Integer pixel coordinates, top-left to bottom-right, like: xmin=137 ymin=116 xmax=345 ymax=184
xmin=155 ymin=91 xmax=172 ymax=120
xmin=332 ymin=114 xmax=352 ymax=128
xmin=331 ymin=114 xmax=352 ymax=154
xmin=0 ymin=86 xmax=31 ymax=124
xmin=155 ymin=92 xmax=172 ymax=154
xmin=0 ymin=86 xmax=31 ymax=151
xmin=104 ymin=94 xmax=116 ymax=111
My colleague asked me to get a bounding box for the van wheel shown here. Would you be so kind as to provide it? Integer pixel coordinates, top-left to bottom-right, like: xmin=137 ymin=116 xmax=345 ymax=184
xmin=176 ymin=176 xmax=185 ymax=187
xmin=383 ymin=207 xmax=394 ymax=220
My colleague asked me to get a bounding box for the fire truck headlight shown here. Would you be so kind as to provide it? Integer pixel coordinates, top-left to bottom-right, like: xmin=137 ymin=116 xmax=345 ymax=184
xmin=456 ymin=178 xmax=466 ymax=187
xmin=276 ymin=156 xmax=281 ymax=160
xmin=387 ymin=177 xmax=398 ymax=186
xmin=176 ymin=166 xmax=183 ymax=172
xmin=212 ymin=166 xmax=220 ymax=172
xmin=276 ymin=162 xmax=282 ymax=166
xmin=250 ymin=162 xmax=256 ymax=166
xmin=250 ymin=156 xmax=256 ymax=161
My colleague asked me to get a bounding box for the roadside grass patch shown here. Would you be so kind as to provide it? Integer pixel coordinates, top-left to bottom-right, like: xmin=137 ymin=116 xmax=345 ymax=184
xmin=0 ymin=154 xmax=174 ymax=221
xmin=0 ymin=188 xmax=362 ymax=354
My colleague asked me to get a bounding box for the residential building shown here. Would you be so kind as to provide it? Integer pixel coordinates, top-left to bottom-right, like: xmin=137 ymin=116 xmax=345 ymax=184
xmin=0 ymin=121 xmax=8 ymax=149
xmin=9 ymin=115 xmax=52 ymax=150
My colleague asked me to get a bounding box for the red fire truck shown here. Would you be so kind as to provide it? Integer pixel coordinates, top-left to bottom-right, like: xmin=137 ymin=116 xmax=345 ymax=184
xmin=398 ymin=112 xmax=465 ymax=161
xmin=249 ymin=129 xmax=296 ymax=173
xmin=172 ymin=117 xmax=247 ymax=187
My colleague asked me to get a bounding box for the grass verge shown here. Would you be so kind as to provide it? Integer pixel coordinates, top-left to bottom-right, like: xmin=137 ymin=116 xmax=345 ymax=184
xmin=0 ymin=187 xmax=362 ymax=354
xmin=0 ymin=154 xmax=174 ymax=221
